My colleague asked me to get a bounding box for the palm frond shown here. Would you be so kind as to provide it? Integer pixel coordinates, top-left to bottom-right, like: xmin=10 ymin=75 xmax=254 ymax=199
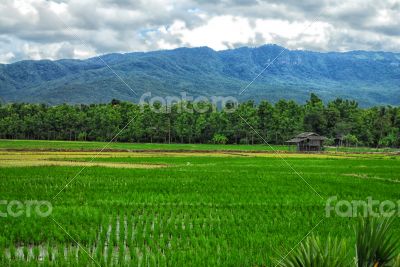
xmin=392 ymin=254 xmax=400 ymax=267
xmin=276 ymin=235 xmax=350 ymax=267
xmin=355 ymin=216 xmax=400 ymax=267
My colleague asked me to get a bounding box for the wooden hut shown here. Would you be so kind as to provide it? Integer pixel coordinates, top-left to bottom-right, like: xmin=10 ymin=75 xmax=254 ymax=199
xmin=286 ymin=132 xmax=326 ymax=152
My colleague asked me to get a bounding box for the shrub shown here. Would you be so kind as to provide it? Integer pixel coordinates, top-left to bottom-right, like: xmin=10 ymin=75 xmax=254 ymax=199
xmin=239 ymin=138 xmax=249 ymax=145
xmin=211 ymin=134 xmax=228 ymax=144
xmin=278 ymin=217 xmax=400 ymax=267
xmin=344 ymin=134 xmax=359 ymax=146
xmin=355 ymin=217 xmax=400 ymax=267
xmin=277 ymin=236 xmax=349 ymax=266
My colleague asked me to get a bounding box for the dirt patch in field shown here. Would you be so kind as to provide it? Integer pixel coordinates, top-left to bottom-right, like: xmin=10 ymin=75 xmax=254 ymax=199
xmin=0 ymin=159 xmax=167 ymax=169
xmin=343 ymin=173 xmax=400 ymax=183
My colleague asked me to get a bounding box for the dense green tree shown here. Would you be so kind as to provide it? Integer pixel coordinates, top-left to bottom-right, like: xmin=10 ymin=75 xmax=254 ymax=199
xmin=304 ymin=94 xmax=327 ymax=134
xmin=257 ymin=100 xmax=274 ymax=142
xmin=0 ymin=95 xmax=398 ymax=147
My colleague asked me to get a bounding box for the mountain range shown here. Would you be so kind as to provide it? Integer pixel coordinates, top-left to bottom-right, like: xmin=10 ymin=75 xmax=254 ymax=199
xmin=1 ymin=44 xmax=400 ymax=106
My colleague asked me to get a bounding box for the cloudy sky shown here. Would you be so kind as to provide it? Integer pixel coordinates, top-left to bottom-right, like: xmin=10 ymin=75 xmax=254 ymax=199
xmin=0 ymin=0 xmax=399 ymax=63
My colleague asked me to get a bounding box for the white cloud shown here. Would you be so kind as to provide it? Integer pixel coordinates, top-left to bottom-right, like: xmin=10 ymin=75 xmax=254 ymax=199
xmin=165 ymin=16 xmax=254 ymax=50
xmin=0 ymin=0 xmax=399 ymax=63
xmin=0 ymin=52 xmax=15 ymax=62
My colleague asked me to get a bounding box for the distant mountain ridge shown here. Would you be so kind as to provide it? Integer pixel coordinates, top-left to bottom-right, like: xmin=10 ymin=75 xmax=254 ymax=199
xmin=1 ymin=45 xmax=400 ymax=106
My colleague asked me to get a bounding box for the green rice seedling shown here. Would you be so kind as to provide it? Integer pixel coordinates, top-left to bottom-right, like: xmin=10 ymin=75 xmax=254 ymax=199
xmin=87 ymin=240 xmax=94 ymax=260
xmin=9 ymin=245 xmax=16 ymax=261
xmin=95 ymin=241 xmax=103 ymax=263
xmin=22 ymin=246 xmax=29 ymax=261
xmin=98 ymin=223 xmax=108 ymax=261
xmin=136 ymin=225 xmax=143 ymax=248
xmin=78 ymin=246 xmax=90 ymax=266
xmin=106 ymin=240 xmax=113 ymax=266
xmin=47 ymin=244 xmax=53 ymax=262
xmin=56 ymin=246 xmax=64 ymax=265
xmin=129 ymin=245 xmax=137 ymax=265
xmin=63 ymin=246 xmax=69 ymax=264
xmin=127 ymin=215 xmax=133 ymax=245
xmin=32 ymin=246 xmax=39 ymax=261
xmin=99 ymin=255 xmax=107 ymax=267
xmin=150 ymin=253 xmax=157 ymax=266
xmin=112 ymin=217 xmax=118 ymax=246
xmin=118 ymin=240 xmax=124 ymax=264
xmin=0 ymin=248 xmax=4 ymax=264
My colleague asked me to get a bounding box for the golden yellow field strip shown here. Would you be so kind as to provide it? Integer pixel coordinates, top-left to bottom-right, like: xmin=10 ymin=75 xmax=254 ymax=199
xmin=0 ymin=151 xmax=238 ymax=159
xmin=0 ymin=151 xmax=393 ymax=169
xmin=0 ymin=152 xmax=169 ymax=168
xmin=0 ymin=150 xmax=352 ymax=160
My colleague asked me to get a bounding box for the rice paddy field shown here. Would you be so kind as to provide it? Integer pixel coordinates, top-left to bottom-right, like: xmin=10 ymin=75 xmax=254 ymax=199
xmin=0 ymin=140 xmax=399 ymax=266
xmin=0 ymin=140 xmax=287 ymax=152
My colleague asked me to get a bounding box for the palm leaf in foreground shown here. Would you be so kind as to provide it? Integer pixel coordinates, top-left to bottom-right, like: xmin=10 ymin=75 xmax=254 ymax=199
xmin=276 ymin=236 xmax=349 ymax=267
xmin=356 ymin=216 xmax=400 ymax=267
xmin=393 ymin=255 xmax=400 ymax=267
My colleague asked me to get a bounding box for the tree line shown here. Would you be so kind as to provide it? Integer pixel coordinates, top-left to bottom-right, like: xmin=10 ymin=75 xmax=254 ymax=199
xmin=0 ymin=94 xmax=399 ymax=147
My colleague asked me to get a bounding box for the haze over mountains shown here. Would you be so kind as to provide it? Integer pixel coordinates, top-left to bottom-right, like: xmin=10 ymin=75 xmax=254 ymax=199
xmin=1 ymin=44 xmax=399 ymax=107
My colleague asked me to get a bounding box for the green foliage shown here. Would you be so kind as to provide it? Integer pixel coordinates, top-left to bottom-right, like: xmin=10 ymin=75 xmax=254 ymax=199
xmin=0 ymin=95 xmax=399 ymax=147
xmin=379 ymin=132 xmax=398 ymax=148
xmin=211 ymin=133 xmax=228 ymax=144
xmin=278 ymin=217 xmax=400 ymax=267
xmin=324 ymin=138 xmax=334 ymax=146
xmin=277 ymin=236 xmax=349 ymax=267
xmin=393 ymin=255 xmax=400 ymax=267
xmin=356 ymin=217 xmax=400 ymax=267
xmin=344 ymin=134 xmax=359 ymax=146
xmin=77 ymin=132 xmax=87 ymax=141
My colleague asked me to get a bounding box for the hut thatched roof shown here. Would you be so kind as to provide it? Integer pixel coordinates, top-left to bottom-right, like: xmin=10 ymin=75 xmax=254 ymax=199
xmin=286 ymin=132 xmax=326 ymax=143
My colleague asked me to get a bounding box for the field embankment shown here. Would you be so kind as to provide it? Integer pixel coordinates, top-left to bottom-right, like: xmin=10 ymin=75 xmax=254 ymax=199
xmin=0 ymin=139 xmax=398 ymax=154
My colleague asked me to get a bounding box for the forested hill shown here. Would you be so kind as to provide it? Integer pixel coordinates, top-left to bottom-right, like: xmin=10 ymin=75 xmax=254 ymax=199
xmin=1 ymin=45 xmax=400 ymax=106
